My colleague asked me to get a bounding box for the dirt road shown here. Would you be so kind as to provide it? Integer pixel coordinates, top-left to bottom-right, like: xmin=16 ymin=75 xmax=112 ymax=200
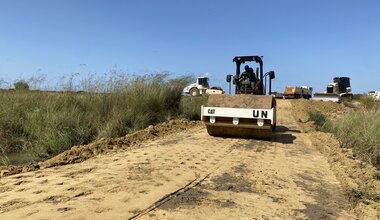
xmin=0 ymin=100 xmax=355 ymax=219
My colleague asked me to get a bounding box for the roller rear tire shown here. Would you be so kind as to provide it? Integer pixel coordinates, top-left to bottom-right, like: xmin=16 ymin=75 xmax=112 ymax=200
xmin=189 ymin=88 xmax=199 ymax=96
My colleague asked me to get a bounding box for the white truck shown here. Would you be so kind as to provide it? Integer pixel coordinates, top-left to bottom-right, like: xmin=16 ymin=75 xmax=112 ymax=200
xmin=368 ymin=91 xmax=380 ymax=101
xmin=183 ymin=77 xmax=224 ymax=96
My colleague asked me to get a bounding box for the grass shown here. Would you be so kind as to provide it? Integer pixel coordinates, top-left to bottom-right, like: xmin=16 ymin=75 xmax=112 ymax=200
xmin=0 ymin=73 xmax=198 ymax=165
xmin=356 ymin=94 xmax=379 ymax=111
xmin=0 ymin=145 xmax=10 ymax=165
xmin=308 ymin=100 xmax=380 ymax=206
xmin=346 ymin=186 xmax=380 ymax=205
xmin=308 ymin=111 xmax=329 ymax=131
xmin=309 ymin=100 xmax=380 ymax=170
xmin=330 ymin=111 xmax=380 ymax=169
xmin=180 ymin=96 xmax=208 ymax=120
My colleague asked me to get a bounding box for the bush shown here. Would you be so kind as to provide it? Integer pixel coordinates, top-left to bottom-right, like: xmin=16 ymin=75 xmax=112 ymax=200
xmin=14 ymin=81 xmax=30 ymax=91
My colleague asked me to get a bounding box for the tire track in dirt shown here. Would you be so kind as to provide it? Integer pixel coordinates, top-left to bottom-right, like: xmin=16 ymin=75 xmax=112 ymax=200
xmin=0 ymin=100 xmax=356 ymax=219
xmin=0 ymin=125 xmax=240 ymax=219
xmin=144 ymin=100 xmax=356 ymax=219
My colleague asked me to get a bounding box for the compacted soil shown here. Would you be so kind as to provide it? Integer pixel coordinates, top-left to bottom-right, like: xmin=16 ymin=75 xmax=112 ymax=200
xmin=0 ymin=100 xmax=370 ymax=219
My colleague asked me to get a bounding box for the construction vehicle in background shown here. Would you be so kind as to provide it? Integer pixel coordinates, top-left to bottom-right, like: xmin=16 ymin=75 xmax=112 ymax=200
xmin=201 ymin=56 xmax=276 ymax=139
xmin=283 ymin=86 xmax=313 ymax=99
xmin=183 ymin=77 xmax=224 ymax=96
xmin=368 ymin=91 xmax=380 ymax=101
xmin=272 ymin=92 xmax=284 ymax=99
xmin=313 ymin=77 xmax=353 ymax=102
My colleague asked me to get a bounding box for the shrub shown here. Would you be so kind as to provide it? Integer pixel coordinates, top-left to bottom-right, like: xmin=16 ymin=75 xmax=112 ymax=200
xmin=14 ymin=81 xmax=30 ymax=91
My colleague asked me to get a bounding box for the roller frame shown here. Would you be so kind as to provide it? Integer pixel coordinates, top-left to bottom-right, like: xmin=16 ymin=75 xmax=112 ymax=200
xmin=201 ymin=106 xmax=275 ymax=126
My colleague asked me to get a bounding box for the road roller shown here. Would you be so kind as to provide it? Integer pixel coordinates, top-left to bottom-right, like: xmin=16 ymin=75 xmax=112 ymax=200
xmin=201 ymin=56 xmax=276 ymax=139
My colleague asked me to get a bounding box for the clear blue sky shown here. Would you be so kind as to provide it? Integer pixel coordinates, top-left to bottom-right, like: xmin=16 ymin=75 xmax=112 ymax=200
xmin=0 ymin=0 xmax=379 ymax=93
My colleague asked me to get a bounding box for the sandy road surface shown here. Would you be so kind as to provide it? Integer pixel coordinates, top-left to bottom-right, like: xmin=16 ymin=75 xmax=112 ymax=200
xmin=0 ymin=100 xmax=355 ymax=219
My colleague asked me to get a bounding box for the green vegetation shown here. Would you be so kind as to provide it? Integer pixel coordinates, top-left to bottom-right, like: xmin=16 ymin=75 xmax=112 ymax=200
xmin=0 ymin=73 xmax=198 ymax=165
xmin=355 ymin=94 xmax=379 ymax=111
xmin=309 ymin=99 xmax=380 ymax=205
xmin=14 ymin=80 xmax=30 ymax=91
xmin=180 ymin=96 xmax=208 ymax=120
xmin=346 ymin=185 xmax=380 ymax=205
xmin=330 ymin=111 xmax=380 ymax=169
xmin=308 ymin=111 xmax=329 ymax=131
xmin=309 ymin=99 xmax=380 ymax=170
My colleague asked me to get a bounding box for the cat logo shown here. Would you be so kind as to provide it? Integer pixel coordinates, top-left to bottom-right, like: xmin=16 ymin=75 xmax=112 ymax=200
xmin=208 ymin=109 xmax=215 ymax=114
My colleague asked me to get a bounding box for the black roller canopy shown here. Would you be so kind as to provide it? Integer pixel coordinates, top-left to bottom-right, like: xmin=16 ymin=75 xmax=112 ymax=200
xmin=233 ymin=56 xmax=263 ymax=65
xmin=232 ymin=56 xmax=264 ymax=83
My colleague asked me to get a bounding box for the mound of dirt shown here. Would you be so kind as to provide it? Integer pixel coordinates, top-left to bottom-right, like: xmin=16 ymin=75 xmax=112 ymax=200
xmin=291 ymin=99 xmax=346 ymax=121
xmin=0 ymin=119 xmax=202 ymax=177
xmin=291 ymin=99 xmax=346 ymax=132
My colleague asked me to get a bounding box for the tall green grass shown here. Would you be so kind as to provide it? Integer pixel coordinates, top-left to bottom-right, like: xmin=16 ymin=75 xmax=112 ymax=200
xmin=309 ymin=100 xmax=380 ymax=169
xmin=330 ymin=111 xmax=380 ymax=169
xmin=0 ymin=73 xmax=194 ymax=164
xmin=356 ymin=94 xmax=379 ymax=111
xmin=180 ymin=96 xmax=208 ymax=120
xmin=308 ymin=111 xmax=329 ymax=131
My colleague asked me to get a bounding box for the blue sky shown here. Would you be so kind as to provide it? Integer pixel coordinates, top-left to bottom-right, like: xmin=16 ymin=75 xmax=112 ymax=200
xmin=0 ymin=0 xmax=379 ymax=93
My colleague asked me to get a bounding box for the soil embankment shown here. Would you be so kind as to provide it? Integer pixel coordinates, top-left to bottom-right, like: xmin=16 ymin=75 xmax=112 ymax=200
xmin=0 ymin=100 xmax=378 ymax=219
